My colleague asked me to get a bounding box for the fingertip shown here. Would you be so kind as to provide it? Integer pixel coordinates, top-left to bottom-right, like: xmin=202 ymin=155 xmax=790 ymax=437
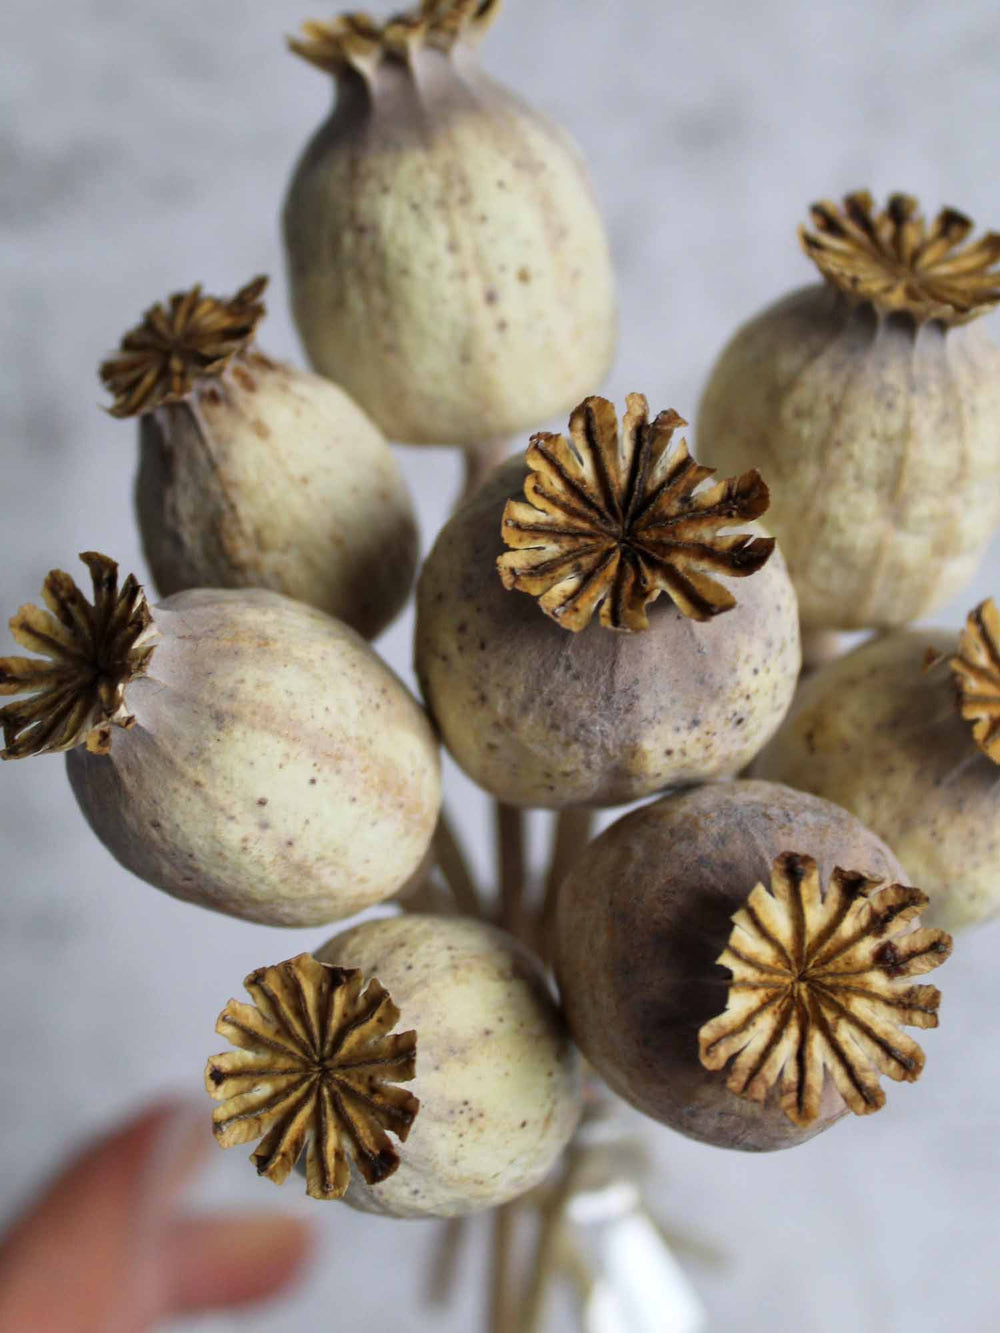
xmin=163 ymin=1212 xmax=316 ymax=1316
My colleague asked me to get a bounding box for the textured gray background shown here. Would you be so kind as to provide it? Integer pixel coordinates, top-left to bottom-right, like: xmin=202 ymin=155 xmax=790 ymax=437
xmin=2 ymin=1 xmax=1000 ymax=1330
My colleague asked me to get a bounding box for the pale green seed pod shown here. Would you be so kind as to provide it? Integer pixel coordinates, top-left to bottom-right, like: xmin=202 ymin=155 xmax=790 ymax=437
xmin=282 ymin=1 xmax=617 ymax=447
xmin=754 ymin=600 xmax=1000 ymax=932
xmin=315 ymin=915 xmax=582 ymax=1217
xmin=698 ymin=191 xmax=1000 ymax=632
xmin=101 ymin=277 xmax=418 ymax=640
xmin=0 ymin=555 xmax=441 ymax=926
xmin=415 ymin=395 xmax=801 ymax=809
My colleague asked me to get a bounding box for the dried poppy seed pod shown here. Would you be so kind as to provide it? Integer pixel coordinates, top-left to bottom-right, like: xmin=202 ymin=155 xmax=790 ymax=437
xmin=100 ymin=276 xmax=418 ymax=640
xmin=207 ymin=953 xmax=420 ymax=1200
xmin=415 ymin=394 xmax=800 ymax=808
xmin=282 ymin=1 xmax=617 ymax=447
xmin=0 ymin=554 xmax=440 ymax=925
xmin=314 ymin=915 xmax=580 ymax=1217
xmin=698 ymin=192 xmax=1000 ymax=632
xmin=755 ymin=598 xmax=1000 ymax=932
xmin=555 ymin=780 xmax=951 ymax=1151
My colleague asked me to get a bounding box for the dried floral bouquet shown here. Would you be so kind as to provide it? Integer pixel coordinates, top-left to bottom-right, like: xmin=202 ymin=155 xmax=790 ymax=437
xmin=4 ymin=3 xmax=1000 ymax=1331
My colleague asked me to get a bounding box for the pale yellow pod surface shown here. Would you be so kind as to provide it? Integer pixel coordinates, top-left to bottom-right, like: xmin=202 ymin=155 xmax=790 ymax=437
xmin=698 ymin=286 xmax=1000 ymax=631
xmin=66 ymin=590 xmax=441 ymax=926
xmin=753 ymin=629 xmax=1000 ymax=931
xmin=137 ymin=356 xmax=418 ymax=640
xmin=283 ymin=56 xmax=617 ymax=445
xmin=315 ymin=915 xmax=582 ymax=1218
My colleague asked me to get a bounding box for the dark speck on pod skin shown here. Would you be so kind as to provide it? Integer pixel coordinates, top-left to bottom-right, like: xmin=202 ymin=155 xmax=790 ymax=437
xmin=485 ymin=287 xmax=499 ymax=304
xmin=257 ymin=797 xmax=268 ymax=806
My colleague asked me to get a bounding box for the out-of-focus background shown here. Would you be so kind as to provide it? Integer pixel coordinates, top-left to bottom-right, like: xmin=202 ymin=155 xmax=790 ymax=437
xmin=2 ymin=2 xmax=999 ymax=1330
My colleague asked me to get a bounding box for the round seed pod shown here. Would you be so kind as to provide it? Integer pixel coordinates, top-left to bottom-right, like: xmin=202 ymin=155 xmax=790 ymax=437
xmin=415 ymin=394 xmax=800 ymax=809
xmin=0 ymin=554 xmax=440 ymax=926
xmin=697 ymin=191 xmax=1000 ymax=633
xmin=313 ymin=915 xmax=582 ymax=1218
xmin=100 ymin=276 xmax=417 ymax=641
xmin=754 ymin=599 xmax=1000 ymax=933
xmin=282 ymin=1 xmax=617 ymax=448
xmin=554 ymin=780 xmax=952 ymax=1152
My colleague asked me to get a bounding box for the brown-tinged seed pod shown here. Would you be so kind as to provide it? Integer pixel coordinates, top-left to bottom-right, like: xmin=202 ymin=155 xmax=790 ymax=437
xmin=698 ymin=191 xmax=1000 ymax=632
xmin=282 ymin=1 xmax=617 ymax=447
xmin=100 ymin=276 xmax=418 ymax=640
xmin=554 ymin=780 xmax=951 ymax=1151
xmin=754 ymin=599 xmax=1000 ymax=932
xmin=415 ymin=395 xmax=800 ymax=808
xmin=0 ymin=554 xmax=440 ymax=925
xmin=206 ymin=953 xmax=420 ymax=1200
xmin=312 ymin=915 xmax=582 ymax=1217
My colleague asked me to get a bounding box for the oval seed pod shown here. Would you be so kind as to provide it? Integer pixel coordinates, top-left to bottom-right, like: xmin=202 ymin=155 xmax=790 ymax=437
xmin=100 ymin=276 xmax=418 ymax=640
xmin=698 ymin=192 xmax=1000 ymax=633
xmin=0 ymin=554 xmax=440 ymax=926
xmin=415 ymin=394 xmax=800 ymax=808
xmin=205 ymin=919 xmax=582 ymax=1217
xmin=755 ymin=599 xmax=1000 ymax=933
xmin=282 ymin=1 xmax=617 ymax=448
xmin=554 ymin=780 xmax=952 ymax=1152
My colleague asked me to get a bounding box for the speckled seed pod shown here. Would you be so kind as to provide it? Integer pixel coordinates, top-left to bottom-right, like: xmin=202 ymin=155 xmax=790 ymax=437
xmin=100 ymin=277 xmax=417 ymax=640
xmin=698 ymin=192 xmax=1000 ymax=632
xmin=314 ymin=915 xmax=582 ymax=1217
xmin=755 ymin=600 xmax=1000 ymax=933
xmin=555 ymin=780 xmax=952 ymax=1151
xmin=282 ymin=1 xmax=617 ymax=447
xmin=0 ymin=555 xmax=440 ymax=926
xmin=415 ymin=395 xmax=800 ymax=809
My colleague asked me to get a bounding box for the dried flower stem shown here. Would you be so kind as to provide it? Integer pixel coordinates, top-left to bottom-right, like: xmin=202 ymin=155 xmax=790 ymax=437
xmin=432 ymin=812 xmax=483 ymax=917
xmin=540 ymin=808 xmax=594 ymax=961
xmin=488 ymin=1202 xmax=518 ymax=1333
xmin=495 ymin=803 xmax=526 ymax=933
xmin=555 ymin=1230 xmax=598 ymax=1307
xmin=428 ymin=1217 xmax=470 ymax=1306
xmin=518 ymin=1154 xmax=582 ymax=1333
xmin=461 ymin=439 xmax=515 ymax=507
xmin=800 ymin=627 xmax=845 ymax=673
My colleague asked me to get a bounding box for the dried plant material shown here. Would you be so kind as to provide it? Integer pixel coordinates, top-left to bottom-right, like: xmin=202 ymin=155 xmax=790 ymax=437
xmin=0 ymin=553 xmax=157 ymax=760
xmin=800 ymin=191 xmax=1000 ymax=325
xmin=289 ymin=1 xmax=501 ymax=74
xmin=100 ymin=277 xmax=268 ymax=418
xmin=497 ymin=393 xmax=774 ymax=632
xmin=206 ymin=953 xmax=419 ymax=1200
xmin=283 ymin=0 xmax=615 ymax=449
xmin=951 ymin=598 xmax=1000 ymax=763
xmin=699 ymin=852 xmax=952 ymax=1127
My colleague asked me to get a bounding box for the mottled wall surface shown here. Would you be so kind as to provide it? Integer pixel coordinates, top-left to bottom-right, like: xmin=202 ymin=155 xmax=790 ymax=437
xmin=2 ymin=3 xmax=999 ymax=1331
